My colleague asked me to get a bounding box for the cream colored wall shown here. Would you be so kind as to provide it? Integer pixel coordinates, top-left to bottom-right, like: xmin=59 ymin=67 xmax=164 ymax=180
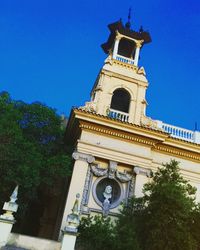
xmin=78 ymin=131 xmax=152 ymax=167
xmin=78 ymin=130 xmax=200 ymax=201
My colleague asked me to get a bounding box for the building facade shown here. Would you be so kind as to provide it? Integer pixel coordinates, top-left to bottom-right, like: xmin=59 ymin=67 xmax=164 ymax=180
xmin=60 ymin=18 xmax=200 ymax=232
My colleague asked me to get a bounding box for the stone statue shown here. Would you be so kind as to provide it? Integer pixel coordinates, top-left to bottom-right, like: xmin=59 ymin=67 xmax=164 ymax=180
xmin=102 ymin=185 xmax=112 ymax=216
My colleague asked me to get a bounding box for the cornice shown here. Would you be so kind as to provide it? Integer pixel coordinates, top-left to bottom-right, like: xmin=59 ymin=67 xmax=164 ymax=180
xmin=79 ymin=121 xmax=157 ymax=147
xmin=153 ymin=144 xmax=200 ymax=162
xmin=74 ymin=109 xmax=168 ymax=141
xmin=71 ymin=109 xmax=200 ymax=163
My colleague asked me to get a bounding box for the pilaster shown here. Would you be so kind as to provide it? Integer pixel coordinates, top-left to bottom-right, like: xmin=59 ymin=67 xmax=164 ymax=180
xmin=134 ymin=166 xmax=150 ymax=197
xmin=60 ymin=152 xmax=95 ymax=234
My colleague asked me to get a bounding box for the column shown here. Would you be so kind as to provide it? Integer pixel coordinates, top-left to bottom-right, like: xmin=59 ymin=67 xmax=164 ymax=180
xmin=134 ymin=167 xmax=150 ymax=197
xmin=134 ymin=42 xmax=142 ymax=66
xmin=113 ymin=36 xmax=121 ymax=59
xmin=59 ymin=152 xmax=95 ymax=236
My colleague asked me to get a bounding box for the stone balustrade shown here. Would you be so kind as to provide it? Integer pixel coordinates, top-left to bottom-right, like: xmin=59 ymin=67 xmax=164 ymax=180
xmin=108 ymin=109 xmax=129 ymax=122
xmin=115 ymin=55 xmax=134 ymax=65
xmin=156 ymin=120 xmax=200 ymax=144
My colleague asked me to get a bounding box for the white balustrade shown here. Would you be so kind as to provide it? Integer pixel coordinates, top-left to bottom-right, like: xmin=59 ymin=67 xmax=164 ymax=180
xmin=115 ymin=55 xmax=134 ymax=65
xmin=160 ymin=122 xmax=198 ymax=143
xmin=108 ymin=109 xmax=129 ymax=122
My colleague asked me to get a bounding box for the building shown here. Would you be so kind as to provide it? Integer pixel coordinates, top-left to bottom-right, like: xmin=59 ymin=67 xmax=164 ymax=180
xmin=60 ymin=16 xmax=200 ymax=233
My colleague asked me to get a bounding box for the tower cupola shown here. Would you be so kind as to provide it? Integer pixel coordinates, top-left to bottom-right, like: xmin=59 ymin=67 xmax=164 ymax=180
xmin=101 ymin=18 xmax=151 ymax=66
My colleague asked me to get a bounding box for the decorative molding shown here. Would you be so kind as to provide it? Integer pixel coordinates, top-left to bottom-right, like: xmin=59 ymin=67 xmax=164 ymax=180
xmin=134 ymin=166 xmax=151 ymax=177
xmin=72 ymin=151 xmax=95 ymax=163
xmin=128 ymin=176 xmax=136 ymax=199
xmin=79 ymin=122 xmax=157 ymax=147
xmin=76 ymin=114 xmax=200 ymax=163
xmin=80 ymin=101 xmax=97 ymax=113
xmin=140 ymin=114 xmax=159 ymax=130
xmin=154 ymin=145 xmax=200 ymax=162
xmin=108 ymin=161 xmax=117 ymax=179
xmin=116 ymin=170 xmax=132 ymax=183
xmin=91 ymin=161 xmax=133 ymax=183
xmin=137 ymin=67 xmax=146 ymax=76
xmin=90 ymin=164 xmax=108 ymax=177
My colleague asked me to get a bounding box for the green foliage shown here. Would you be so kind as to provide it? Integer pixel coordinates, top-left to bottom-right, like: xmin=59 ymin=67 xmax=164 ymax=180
xmin=77 ymin=215 xmax=116 ymax=250
xmin=0 ymin=91 xmax=71 ymax=215
xmin=77 ymin=160 xmax=200 ymax=250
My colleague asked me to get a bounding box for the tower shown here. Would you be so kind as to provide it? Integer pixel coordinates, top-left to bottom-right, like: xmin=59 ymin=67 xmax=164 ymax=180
xmin=83 ymin=17 xmax=151 ymax=125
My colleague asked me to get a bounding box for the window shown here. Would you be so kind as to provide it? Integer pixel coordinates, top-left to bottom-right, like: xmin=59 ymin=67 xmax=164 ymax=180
xmin=93 ymin=177 xmax=123 ymax=209
xmin=110 ymin=88 xmax=130 ymax=113
xmin=118 ymin=38 xmax=136 ymax=58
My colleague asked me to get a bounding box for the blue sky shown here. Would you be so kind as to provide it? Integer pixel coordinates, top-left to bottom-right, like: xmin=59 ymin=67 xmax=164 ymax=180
xmin=0 ymin=0 xmax=200 ymax=130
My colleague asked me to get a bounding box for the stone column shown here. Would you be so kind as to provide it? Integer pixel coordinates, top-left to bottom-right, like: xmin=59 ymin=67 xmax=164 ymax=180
xmin=113 ymin=35 xmax=121 ymax=59
xmin=0 ymin=186 xmax=19 ymax=248
xmin=60 ymin=152 xmax=95 ymax=235
xmin=134 ymin=41 xmax=143 ymax=66
xmin=134 ymin=167 xmax=150 ymax=197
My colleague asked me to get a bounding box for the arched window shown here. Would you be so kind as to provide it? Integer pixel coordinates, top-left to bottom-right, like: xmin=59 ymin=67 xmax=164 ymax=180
xmin=110 ymin=88 xmax=130 ymax=113
xmin=118 ymin=38 xmax=135 ymax=58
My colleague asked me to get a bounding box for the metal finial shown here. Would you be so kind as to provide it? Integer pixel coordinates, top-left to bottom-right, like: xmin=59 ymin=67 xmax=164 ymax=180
xmin=125 ymin=7 xmax=132 ymax=29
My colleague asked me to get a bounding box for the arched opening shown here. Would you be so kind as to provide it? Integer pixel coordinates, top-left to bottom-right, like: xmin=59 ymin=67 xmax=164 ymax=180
xmin=110 ymin=88 xmax=131 ymax=113
xmin=118 ymin=38 xmax=135 ymax=58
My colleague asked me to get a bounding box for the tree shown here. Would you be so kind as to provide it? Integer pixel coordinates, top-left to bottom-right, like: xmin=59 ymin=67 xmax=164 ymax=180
xmin=116 ymin=160 xmax=199 ymax=250
xmin=114 ymin=197 xmax=144 ymax=250
xmin=0 ymin=91 xmax=71 ymax=217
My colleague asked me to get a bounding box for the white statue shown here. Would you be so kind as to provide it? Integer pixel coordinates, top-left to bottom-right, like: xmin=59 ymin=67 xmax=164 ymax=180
xmin=103 ymin=185 xmax=112 ymax=200
xmin=103 ymin=185 xmax=112 ymax=216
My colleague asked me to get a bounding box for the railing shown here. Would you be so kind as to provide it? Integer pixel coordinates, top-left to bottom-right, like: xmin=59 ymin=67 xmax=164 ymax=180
xmin=108 ymin=109 xmax=129 ymax=122
xmin=115 ymin=55 xmax=134 ymax=65
xmin=157 ymin=121 xmax=200 ymax=144
xmin=162 ymin=123 xmax=194 ymax=142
